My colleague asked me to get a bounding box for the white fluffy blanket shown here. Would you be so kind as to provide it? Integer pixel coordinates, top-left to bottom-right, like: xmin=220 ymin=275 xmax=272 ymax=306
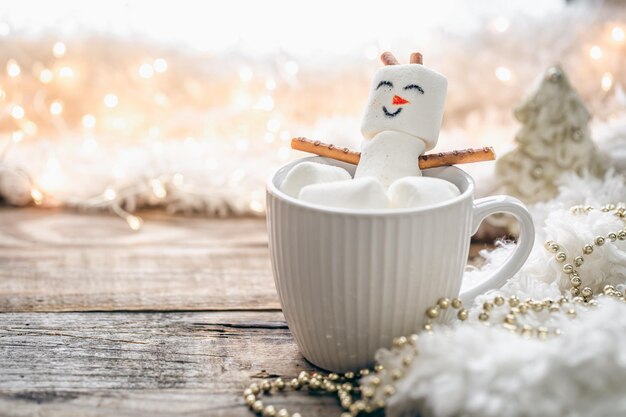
xmin=377 ymin=171 xmax=626 ymax=417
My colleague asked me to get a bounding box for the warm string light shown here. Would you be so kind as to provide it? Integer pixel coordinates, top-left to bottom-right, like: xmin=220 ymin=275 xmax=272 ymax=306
xmin=485 ymin=19 xmax=625 ymax=100
xmin=495 ymin=66 xmax=512 ymax=82
xmin=30 ymin=188 xmax=43 ymax=205
xmin=492 ymin=16 xmax=510 ymax=33
xmin=589 ymin=45 xmax=603 ymax=60
xmin=0 ymin=20 xmax=624 ymax=230
xmin=601 ymin=72 xmax=614 ymax=92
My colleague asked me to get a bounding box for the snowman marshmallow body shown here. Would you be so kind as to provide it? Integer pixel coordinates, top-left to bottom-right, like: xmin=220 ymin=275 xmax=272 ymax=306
xmin=280 ymin=57 xmax=459 ymax=209
xmin=355 ymin=63 xmax=448 ymax=187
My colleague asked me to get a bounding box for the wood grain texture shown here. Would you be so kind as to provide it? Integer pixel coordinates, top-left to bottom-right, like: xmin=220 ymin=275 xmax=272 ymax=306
xmin=0 ymin=311 xmax=338 ymax=417
xmin=0 ymin=207 xmax=489 ymax=416
xmin=0 ymin=208 xmax=279 ymax=312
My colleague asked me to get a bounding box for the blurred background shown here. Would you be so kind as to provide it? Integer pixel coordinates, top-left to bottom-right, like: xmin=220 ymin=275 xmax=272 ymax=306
xmin=0 ymin=0 xmax=624 ymax=229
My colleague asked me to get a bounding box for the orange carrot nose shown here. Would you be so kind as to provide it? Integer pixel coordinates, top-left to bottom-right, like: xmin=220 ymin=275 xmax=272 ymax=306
xmin=392 ymin=95 xmax=409 ymax=105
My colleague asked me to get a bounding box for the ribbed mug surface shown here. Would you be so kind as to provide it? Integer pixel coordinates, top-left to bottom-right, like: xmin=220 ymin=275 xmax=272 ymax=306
xmin=267 ymin=157 xmax=474 ymax=372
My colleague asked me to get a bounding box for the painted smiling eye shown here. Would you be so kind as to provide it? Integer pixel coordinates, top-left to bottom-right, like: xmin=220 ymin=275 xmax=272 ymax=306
xmin=404 ymin=84 xmax=424 ymax=94
xmin=376 ymin=80 xmax=393 ymax=90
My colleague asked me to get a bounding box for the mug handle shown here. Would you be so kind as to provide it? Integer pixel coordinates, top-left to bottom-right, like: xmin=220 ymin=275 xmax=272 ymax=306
xmin=459 ymin=195 xmax=535 ymax=304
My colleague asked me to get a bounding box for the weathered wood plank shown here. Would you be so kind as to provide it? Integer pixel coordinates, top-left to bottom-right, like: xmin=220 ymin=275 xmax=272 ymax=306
xmin=0 ymin=208 xmax=279 ymax=312
xmin=0 ymin=311 xmax=340 ymax=416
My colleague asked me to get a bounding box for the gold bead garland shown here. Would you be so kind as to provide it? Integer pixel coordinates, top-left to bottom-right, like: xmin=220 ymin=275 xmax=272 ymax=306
xmin=243 ymin=203 xmax=626 ymax=417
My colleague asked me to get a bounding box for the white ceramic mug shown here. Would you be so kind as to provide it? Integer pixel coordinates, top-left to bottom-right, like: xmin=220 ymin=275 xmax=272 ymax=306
xmin=266 ymin=157 xmax=534 ymax=372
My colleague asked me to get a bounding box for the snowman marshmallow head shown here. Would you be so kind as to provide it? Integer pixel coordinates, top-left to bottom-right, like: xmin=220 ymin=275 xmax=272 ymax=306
xmin=361 ymin=52 xmax=448 ymax=152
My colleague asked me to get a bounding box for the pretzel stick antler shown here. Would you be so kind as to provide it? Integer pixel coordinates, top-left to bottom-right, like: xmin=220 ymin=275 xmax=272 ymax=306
xmin=291 ymin=137 xmax=495 ymax=169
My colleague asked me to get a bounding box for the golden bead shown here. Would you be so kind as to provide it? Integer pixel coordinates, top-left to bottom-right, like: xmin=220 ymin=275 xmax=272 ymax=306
xmin=581 ymin=287 xmax=593 ymax=298
xmin=504 ymin=313 xmax=516 ymax=324
xmin=292 ymin=413 xmax=302 ymax=417
xmin=557 ymin=296 xmax=568 ymax=305
xmin=595 ymin=236 xmax=605 ymax=246
xmin=277 ymin=409 xmax=289 ymax=417
xmin=340 ymin=413 xmax=351 ymax=417
xmin=562 ymin=264 xmax=574 ymax=274
xmin=369 ymin=376 xmax=381 ymax=386
xmin=359 ymin=368 xmax=370 ymax=377
xmin=402 ymin=355 xmax=413 ymax=366
xmin=531 ymin=302 xmax=543 ymax=312
xmin=362 ymin=387 xmax=375 ymax=398
xmin=457 ymin=309 xmax=468 ymax=320
xmin=274 ymin=378 xmax=285 ymax=390
xmin=555 ymin=252 xmax=567 ymax=262
xmin=478 ymin=312 xmax=489 ymax=321
xmin=437 ymin=297 xmax=450 ymax=309
xmin=508 ymin=295 xmax=520 ymax=307
xmin=426 ymin=307 xmax=439 ymax=319
xmin=328 ymin=373 xmax=339 ymax=381
xmin=618 ymin=231 xmax=626 ymax=240
xmin=341 ymin=382 xmax=353 ymax=392
xmin=549 ymin=243 xmax=560 ymax=253
xmin=340 ymin=399 xmax=352 ymax=409
xmin=494 ymin=295 xmax=505 ymax=306
xmin=572 ymin=296 xmax=585 ymax=303
xmin=263 ymin=405 xmax=277 ymax=417
xmin=583 ymin=244 xmax=594 ymax=254
xmin=245 ymin=394 xmax=257 ymax=406
xmin=391 ymin=369 xmax=404 ymax=380
xmin=250 ymin=383 xmax=260 ymax=395
xmin=260 ymin=381 xmax=271 ymax=392
xmin=482 ymin=302 xmax=493 ymax=311
xmin=308 ymin=378 xmax=321 ymax=390
xmin=573 ymin=256 xmax=584 ymax=267
xmin=374 ymin=364 xmax=384 ymax=372
xmin=517 ymin=304 xmax=528 ymax=313
xmin=571 ymin=287 xmax=580 ymax=296
xmin=349 ymin=401 xmax=365 ymax=415
xmin=608 ymin=232 xmax=617 ymax=242
xmin=603 ymin=284 xmax=616 ymax=294
xmin=344 ymin=371 xmax=355 ymax=379
xmin=383 ymin=385 xmax=396 ymax=396
xmin=290 ymin=378 xmax=300 ymax=390
xmin=571 ymin=276 xmax=582 ymax=287
xmin=544 ymin=240 xmax=554 ymax=250
xmin=252 ymin=400 xmax=264 ymax=413
xmin=451 ymin=298 xmax=462 ymax=309
xmin=243 ymin=388 xmax=253 ymax=397
xmin=549 ymin=304 xmax=560 ymax=313
xmin=393 ymin=336 xmax=407 ymax=347
xmin=567 ymin=308 xmax=576 ymax=317
xmin=537 ymin=327 xmax=548 ymax=340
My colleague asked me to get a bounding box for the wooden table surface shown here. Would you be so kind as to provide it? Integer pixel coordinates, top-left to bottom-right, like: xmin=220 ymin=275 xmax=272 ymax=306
xmin=0 ymin=208 xmax=489 ymax=416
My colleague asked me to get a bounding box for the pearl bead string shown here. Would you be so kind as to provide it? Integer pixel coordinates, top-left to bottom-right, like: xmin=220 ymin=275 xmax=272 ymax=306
xmin=243 ymin=203 xmax=626 ymax=417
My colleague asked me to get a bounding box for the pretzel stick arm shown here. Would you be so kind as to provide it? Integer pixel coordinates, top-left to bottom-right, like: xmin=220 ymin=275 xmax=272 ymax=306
xmin=290 ymin=137 xmax=495 ymax=169
xmin=290 ymin=137 xmax=361 ymax=165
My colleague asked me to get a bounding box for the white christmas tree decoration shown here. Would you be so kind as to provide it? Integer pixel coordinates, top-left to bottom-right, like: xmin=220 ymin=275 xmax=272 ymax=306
xmin=496 ymin=65 xmax=605 ymax=203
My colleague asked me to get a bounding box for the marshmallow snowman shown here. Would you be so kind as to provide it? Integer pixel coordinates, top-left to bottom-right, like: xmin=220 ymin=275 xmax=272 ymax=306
xmin=356 ymin=53 xmax=448 ymax=186
xmin=280 ymin=52 xmax=459 ymax=209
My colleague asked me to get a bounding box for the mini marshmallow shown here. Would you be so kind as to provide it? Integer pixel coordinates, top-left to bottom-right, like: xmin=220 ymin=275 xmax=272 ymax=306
xmin=354 ymin=131 xmax=425 ymax=187
xmin=361 ymin=64 xmax=448 ymax=151
xmin=388 ymin=176 xmax=460 ymax=209
xmin=280 ymin=161 xmax=352 ymax=198
xmin=299 ymin=177 xmax=389 ymax=210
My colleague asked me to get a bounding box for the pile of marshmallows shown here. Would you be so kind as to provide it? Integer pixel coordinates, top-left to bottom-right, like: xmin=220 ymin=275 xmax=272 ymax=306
xmin=281 ymin=53 xmax=460 ymax=210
